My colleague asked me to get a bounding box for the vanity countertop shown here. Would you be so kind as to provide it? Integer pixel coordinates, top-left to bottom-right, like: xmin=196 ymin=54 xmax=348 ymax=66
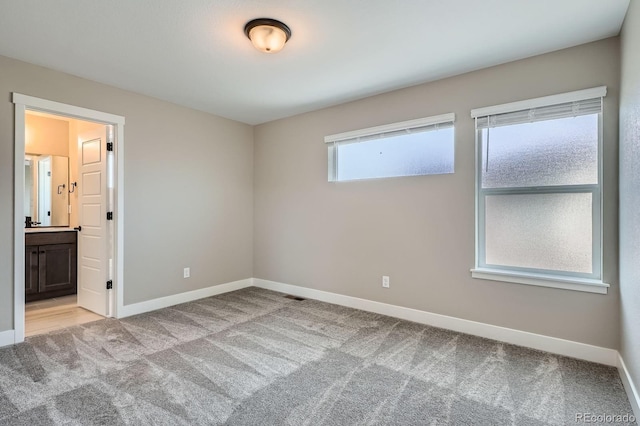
xmin=25 ymin=227 xmax=76 ymax=233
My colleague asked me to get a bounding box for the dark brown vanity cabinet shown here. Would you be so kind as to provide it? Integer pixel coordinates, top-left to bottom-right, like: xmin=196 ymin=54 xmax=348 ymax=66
xmin=25 ymin=231 xmax=77 ymax=302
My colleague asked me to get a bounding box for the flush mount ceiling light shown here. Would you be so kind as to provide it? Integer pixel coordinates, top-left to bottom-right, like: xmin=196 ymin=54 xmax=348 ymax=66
xmin=244 ymin=18 xmax=291 ymax=53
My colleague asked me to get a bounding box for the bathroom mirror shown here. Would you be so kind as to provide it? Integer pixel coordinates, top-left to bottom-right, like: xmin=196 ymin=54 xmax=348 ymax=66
xmin=24 ymin=154 xmax=69 ymax=227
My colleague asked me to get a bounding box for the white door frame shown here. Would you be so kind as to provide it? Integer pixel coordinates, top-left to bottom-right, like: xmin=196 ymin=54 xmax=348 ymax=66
xmin=12 ymin=93 xmax=125 ymax=344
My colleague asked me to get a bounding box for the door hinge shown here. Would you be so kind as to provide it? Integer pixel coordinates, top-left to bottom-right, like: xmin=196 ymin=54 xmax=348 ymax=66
xmin=107 ymin=212 xmax=113 ymax=220
xmin=106 ymin=280 xmax=113 ymax=290
xmin=107 ymin=142 xmax=114 ymax=152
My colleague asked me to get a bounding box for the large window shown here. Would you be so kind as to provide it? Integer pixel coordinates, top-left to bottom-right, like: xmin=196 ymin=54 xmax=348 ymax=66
xmin=471 ymin=87 xmax=609 ymax=294
xmin=325 ymin=113 xmax=455 ymax=182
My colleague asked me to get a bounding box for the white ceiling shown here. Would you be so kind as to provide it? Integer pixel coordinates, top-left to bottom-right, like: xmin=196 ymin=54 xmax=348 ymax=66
xmin=0 ymin=0 xmax=630 ymax=125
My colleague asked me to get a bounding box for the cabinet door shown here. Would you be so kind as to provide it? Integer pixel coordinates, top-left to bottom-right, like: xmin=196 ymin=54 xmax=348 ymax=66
xmin=24 ymin=245 xmax=39 ymax=296
xmin=38 ymin=243 xmax=77 ymax=294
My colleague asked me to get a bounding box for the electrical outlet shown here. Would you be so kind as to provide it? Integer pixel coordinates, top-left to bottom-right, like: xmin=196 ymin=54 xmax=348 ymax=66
xmin=382 ymin=276 xmax=390 ymax=288
xmin=183 ymin=267 xmax=190 ymax=278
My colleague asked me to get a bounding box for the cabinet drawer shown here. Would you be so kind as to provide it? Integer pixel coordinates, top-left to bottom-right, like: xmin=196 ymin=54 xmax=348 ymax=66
xmin=26 ymin=231 xmax=77 ymax=246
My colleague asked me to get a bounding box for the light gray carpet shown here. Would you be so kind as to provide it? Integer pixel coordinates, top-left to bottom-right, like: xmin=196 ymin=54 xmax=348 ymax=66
xmin=0 ymin=287 xmax=635 ymax=425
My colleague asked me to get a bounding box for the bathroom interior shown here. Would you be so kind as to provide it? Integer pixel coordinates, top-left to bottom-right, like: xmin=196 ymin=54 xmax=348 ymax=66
xmin=24 ymin=111 xmax=106 ymax=336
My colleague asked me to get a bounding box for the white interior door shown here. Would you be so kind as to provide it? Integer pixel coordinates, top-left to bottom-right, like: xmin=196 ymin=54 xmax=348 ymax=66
xmin=77 ymin=126 xmax=109 ymax=316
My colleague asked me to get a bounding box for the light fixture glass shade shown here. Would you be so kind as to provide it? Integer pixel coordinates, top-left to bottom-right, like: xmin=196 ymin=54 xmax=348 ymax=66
xmin=244 ymin=19 xmax=291 ymax=53
xmin=249 ymin=25 xmax=287 ymax=53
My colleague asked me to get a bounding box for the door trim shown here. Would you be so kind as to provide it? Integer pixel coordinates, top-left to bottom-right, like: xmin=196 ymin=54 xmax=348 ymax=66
xmin=12 ymin=93 xmax=125 ymax=344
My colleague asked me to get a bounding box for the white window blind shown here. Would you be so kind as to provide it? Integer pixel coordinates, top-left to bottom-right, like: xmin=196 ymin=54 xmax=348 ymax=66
xmin=475 ymin=97 xmax=602 ymax=129
xmin=325 ymin=113 xmax=455 ymax=144
xmin=325 ymin=113 xmax=455 ymax=182
xmin=329 ymin=120 xmax=454 ymax=145
xmin=470 ymin=86 xmax=606 ymax=119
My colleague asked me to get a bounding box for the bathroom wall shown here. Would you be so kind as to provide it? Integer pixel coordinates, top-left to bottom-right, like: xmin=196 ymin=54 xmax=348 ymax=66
xmin=24 ymin=113 xmax=71 ymax=227
xmin=25 ymin=113 xmax=69 ymax=156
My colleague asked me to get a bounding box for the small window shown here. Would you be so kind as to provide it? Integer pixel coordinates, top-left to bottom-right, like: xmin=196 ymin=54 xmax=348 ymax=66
xmin=471 ymin=87 xmax=609 ymax=294
xmin=325 ymin=113 xmax=455 ymax=182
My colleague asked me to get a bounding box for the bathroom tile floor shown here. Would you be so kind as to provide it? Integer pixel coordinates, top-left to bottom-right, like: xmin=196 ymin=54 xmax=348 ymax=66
xmin=25 ymin=295 xmax=103 ymax=337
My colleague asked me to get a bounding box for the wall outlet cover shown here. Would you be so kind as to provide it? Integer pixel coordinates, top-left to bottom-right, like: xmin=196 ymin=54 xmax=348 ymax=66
xmin=183 ymin=267 xmax=190 ymax=278
xmin=382 ymin=276 xmax=390 ymax=288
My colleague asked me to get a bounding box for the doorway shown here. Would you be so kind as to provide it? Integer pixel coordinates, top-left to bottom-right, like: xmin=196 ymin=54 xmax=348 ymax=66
xmin=13 ymin=93 xmax=125 ymax=343
xmin=24 ymin=111 xmax=109 ymax=336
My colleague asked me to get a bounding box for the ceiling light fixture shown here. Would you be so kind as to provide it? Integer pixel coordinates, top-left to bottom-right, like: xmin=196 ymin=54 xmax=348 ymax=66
xmin=244 ymin=18 xmax=291 ymax=53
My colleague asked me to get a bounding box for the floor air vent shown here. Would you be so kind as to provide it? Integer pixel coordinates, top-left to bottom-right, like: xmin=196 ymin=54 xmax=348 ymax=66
xmin=284 ymin=295 xmax=306 ymax=301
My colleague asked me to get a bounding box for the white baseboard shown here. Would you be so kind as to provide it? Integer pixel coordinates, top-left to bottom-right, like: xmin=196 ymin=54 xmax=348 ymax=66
xmin=0 ymin=329 xmax=15 ymax=348
xmin=618 ymin=354 xmax=640 ymax=419
xmin=117 ymin=278 xmax=253 ymax=318
xmin=253 ymin=279 xmax=618 ymax=366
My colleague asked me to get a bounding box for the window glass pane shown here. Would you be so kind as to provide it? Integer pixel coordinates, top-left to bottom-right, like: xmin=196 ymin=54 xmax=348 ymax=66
xmin=481 ymin=114 xmax=598 ymax=188
xmin=336 ymin=127 xmax=454 ymax=181
xmin=485 ymin=193 xmax=592 ymax=273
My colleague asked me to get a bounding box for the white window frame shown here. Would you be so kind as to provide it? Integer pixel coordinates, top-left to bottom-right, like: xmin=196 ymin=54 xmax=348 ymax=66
xmin=325 ymin=113 xmax=455 ymax=182
xmin=470 ymin=87 xmax=609 ymax=294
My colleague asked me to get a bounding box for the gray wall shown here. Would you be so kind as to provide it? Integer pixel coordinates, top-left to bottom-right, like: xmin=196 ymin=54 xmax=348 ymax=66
xmin=254 ymin=38 xmax=620 ymax=349
xmin=0 ymin=55 xmax=254 ymax=332
xmin=0 ymin=36 xmax=627 ymax=352
xmin=620 ymin=0 xmax=640 ymax=392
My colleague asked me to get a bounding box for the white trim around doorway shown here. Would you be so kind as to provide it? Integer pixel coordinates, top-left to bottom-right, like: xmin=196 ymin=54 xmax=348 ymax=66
xmin=12 ymin=93 xmax=125 ymax=344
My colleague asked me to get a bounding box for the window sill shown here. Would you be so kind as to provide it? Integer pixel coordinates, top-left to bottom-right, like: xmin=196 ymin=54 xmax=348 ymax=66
xmin=470 ymin=268 xmax=609 ymax=294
